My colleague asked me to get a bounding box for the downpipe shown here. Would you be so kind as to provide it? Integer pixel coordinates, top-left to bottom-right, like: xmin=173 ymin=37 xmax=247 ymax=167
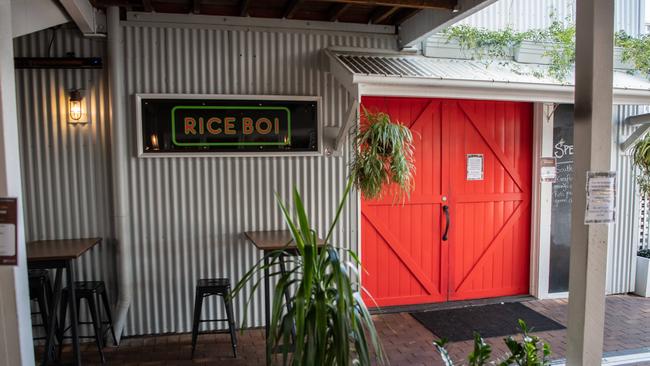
xmin=107 ymin=6 xmax=132 ymax=343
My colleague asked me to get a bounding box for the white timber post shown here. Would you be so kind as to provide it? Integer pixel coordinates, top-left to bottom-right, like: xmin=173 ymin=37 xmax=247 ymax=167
xmin=531 ymin=103 xmax=555 ymax=299
xmin=566 ymin=1 xmax=615 ymax=365
xmin=0 ymin=0 xmax=36 ymax=364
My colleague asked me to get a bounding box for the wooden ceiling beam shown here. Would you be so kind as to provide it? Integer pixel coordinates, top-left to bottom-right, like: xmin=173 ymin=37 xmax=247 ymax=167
xmin=91 ymin=0 xmax=130 ymax=7
xmin=328 ymin=3 xmax=352 ymax=21
xmin=316 ymin=0 xmax=455 ymax=10
xmin=283 ymin=0 xmax=303 ymax=19
xmin=391 ymin=7 xmax=419 ymax=24
xmin=370 ymin=6 xmax=399 ymax=23
xmin=239 ymin=0 xmax=252 ymax=16
xmin=141 ymin=0 xmax=153 ymax=12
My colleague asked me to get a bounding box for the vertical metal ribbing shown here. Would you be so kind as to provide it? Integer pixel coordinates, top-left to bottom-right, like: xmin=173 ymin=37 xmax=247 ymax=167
xmin=458 ymin=0 xmax=641 ymax=35
xmin=608 ymin=104 xmax=650 ymax=294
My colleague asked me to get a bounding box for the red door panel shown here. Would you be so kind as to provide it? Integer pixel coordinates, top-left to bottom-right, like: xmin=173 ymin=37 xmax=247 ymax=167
xmin=361 ymin=97 xmax=447 ymax=307
xmin=446 ymin=100 xmax=532 ymax=301
xmin=360 ymin=97 xmax=532 ymax=307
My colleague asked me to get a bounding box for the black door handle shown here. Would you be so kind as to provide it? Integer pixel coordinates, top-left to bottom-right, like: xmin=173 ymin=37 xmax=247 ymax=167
xmin=442 ymin=205 xmax=450 ymax=241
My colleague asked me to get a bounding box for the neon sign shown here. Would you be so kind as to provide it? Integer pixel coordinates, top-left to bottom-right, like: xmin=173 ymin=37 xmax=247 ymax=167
xmin=171 ymin=106 xmax=291 ymax=147
xmin=139 ymin=96 xmax=318 ymax=155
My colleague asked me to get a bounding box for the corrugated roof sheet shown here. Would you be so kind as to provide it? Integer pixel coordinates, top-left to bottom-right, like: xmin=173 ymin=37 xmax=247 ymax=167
xmin=334 ymin=52 xmax=650 ymax=91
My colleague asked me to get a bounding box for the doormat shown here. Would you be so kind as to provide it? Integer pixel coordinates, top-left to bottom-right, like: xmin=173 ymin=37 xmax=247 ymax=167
xmin=410 ymin=302 xmax=565 ymax=342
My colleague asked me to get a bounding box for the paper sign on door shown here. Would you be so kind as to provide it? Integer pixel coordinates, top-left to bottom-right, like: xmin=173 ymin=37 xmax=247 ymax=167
xmin=467 ymin=154 xmax=484 ymax=181
xmin=0 ymin=198 xmax=17 ymax=266
xmin=540 ymin=157 xmax=557 ymax=183
xmin=585 ymin=171 xmax=616 ymax=224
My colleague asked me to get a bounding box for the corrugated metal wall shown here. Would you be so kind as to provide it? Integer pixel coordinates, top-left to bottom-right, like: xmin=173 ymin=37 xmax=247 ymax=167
xmin=14 ymin=22 xmax=396 ymax=337
xmin=119 ymin=22 xmax=396 ymax=336
xmin=13 ymin=6 xmax=645 ymax=340
xmin=13 ymin=27 xmax=116 ymax=338
xmin=13 ymin=28 xmax=116 ymax=296
xmin=608 ymin=105 xmax=650 ymax=294
xmin=459 ymin=0 xmax=643 ymax=35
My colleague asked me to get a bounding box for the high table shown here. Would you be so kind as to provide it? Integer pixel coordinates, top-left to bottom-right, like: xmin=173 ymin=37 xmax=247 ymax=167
xmin=243 ymin=230 xmax=325 ymax=363
xmin=27 ymin=238 xmax=102 ymax=366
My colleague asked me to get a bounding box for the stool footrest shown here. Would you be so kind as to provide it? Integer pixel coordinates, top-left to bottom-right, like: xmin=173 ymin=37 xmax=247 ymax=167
xmin=199 ymin=318 xmax=230 ymax=323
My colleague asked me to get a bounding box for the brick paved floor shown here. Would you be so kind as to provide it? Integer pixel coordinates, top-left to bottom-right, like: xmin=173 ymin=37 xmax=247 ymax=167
xmin=49 ymin=294 xmax=650 ymax=365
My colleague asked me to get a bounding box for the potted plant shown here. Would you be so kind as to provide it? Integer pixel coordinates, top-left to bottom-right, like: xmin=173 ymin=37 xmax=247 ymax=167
xmin=424 ymin=33 xmax=473 ymax=59
xmin=513 ymin=40 xmax=555 ymax=65
xmin=351 ymin=106 xmax=416 ymax=200
xmin=632 ymin=134 xmax=650 ymax=297
xmin=636 ymin=248 xmax=650 ymax=297
xmin=232 ymin=106 xmax=415 ymax=365
xmin=232 ymin=183 xmax=387 ymax=365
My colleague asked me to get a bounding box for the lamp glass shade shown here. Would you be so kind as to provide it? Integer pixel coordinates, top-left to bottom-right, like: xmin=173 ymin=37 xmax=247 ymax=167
xmin=67 ymin=90 xmax=88 ymax=124
xmin=69 ymin=99 xmax=82 ymax=121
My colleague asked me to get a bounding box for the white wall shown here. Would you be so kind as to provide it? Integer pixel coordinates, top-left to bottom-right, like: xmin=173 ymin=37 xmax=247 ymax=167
xmin=11 ymin=0 xmax=69 ymax=38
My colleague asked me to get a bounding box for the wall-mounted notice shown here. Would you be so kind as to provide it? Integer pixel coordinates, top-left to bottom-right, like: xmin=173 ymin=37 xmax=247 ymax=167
xmin=137 ymin=95 xmax=320 ymax=155
xmin=466 ymin=154 xmax=484 ymax=180
xmin=0 ymin=198 xmax=17 ymax=266
xmin=540 ymin=157 xmax=557 ymax=183
xmin=585 ymin=171 xmax=616 ymax=224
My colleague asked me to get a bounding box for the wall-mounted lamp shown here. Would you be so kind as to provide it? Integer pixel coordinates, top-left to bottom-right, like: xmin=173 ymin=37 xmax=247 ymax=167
xmin=68 ymin=89 xmax=88 ymax=124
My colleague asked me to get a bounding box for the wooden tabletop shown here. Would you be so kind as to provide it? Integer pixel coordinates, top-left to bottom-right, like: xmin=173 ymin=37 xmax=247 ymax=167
xmin=244 ymin=230 xmax=325 ymax=252
xmin=27 ymin=238 xmax=101 ymax=262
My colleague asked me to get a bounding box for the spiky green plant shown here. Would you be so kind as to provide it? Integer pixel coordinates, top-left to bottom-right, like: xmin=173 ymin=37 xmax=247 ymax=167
xmin=632 ymin=133 xmax=650 ymax=197
xmin=231 ymin=177 xmax=386 ymax=366
xmin=351 ymin=106 xmax=416 ymax=201
xmin=434 ymin=320 xmax=551 ymax=366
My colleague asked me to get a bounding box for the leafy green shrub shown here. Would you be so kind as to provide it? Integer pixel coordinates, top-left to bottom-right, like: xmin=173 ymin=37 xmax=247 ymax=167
xmin=615 ymin=32 xmax=650 ymax=77
xmin=442 ymin=14 xmax=650 ymax=81
xmin=434 ymin=319 xmax=551 ymax=366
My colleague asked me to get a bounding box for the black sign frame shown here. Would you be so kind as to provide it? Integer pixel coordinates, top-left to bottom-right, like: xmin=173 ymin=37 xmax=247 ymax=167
xmin=136 ymin=94 xmax=321 ymax=157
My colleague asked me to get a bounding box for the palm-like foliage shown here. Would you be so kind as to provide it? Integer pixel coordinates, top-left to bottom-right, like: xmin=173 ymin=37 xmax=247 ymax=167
xmin=351 ymin=106 xmax=416 ymax=201
xmin=232 ymin=177 xmax=387 ymax=366
xmin=633 ymin=133 xmax=650 ymax=196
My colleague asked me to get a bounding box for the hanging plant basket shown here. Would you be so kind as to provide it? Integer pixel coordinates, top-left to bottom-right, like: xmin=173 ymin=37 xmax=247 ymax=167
xmin=351 ymin=106 xmax=416 ymax=201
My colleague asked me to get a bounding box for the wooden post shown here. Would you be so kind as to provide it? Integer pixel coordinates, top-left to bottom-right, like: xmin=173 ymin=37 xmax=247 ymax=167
xmin=0 ymin=0 xmax=36 ymax=364
xmin=566 ymin=0 xmax=615 ymax=365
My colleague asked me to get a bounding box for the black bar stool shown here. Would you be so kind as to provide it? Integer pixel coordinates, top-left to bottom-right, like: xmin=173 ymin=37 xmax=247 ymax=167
xmin=59 ymin=281 xmax=117 ymax=364
xmin=191 ymin=278 xmax=237 ymax=359
xmin=28 ymin=269 xmax=53 ymax=340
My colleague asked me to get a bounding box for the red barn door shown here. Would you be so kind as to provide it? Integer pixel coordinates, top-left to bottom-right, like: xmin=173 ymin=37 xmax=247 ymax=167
xmin=361 ymin=97 xmax=532 ymax=307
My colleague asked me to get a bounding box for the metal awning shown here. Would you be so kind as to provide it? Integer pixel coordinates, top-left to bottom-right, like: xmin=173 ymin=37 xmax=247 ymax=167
xmin=325 ymin=48 xmax=650 ymax=104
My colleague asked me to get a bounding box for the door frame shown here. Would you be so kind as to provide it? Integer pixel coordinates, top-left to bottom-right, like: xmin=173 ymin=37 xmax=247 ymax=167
xmin=352 ymin=88 xmax=557 ymax=301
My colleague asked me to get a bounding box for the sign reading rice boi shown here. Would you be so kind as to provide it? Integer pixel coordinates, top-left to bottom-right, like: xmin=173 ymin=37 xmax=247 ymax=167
xmin=139 ymin=96 xmax=319 ymax=154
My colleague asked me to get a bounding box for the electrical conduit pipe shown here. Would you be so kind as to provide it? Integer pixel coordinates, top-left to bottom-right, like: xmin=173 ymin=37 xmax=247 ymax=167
xmin=107 ymin=6 xmax=132 ymax=343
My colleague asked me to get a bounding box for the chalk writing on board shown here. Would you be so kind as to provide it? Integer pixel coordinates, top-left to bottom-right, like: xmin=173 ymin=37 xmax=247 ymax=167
xmin=554 ymin=138 xmax=573 ymax=160
xmin=553 ymin=161 xmax=574 ymax=207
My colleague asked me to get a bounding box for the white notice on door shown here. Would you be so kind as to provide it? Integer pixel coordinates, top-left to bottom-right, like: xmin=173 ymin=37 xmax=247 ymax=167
xmin=585 ymin=171 xmax=616 ymax=224
xmin=467 ymin=154 xmax=484 ymax=180
xmin=0 ymin=223 xmax=16 ymax=257
xmin=540 ymin=157 xmax=557 ymax=183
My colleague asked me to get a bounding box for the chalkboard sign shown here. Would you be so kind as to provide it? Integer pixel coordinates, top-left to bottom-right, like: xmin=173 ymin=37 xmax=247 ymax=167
xmin=549 ymin=104 xmax=574 ymax=293
xmin=137 ymin=95 xmax=320 ymax=156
